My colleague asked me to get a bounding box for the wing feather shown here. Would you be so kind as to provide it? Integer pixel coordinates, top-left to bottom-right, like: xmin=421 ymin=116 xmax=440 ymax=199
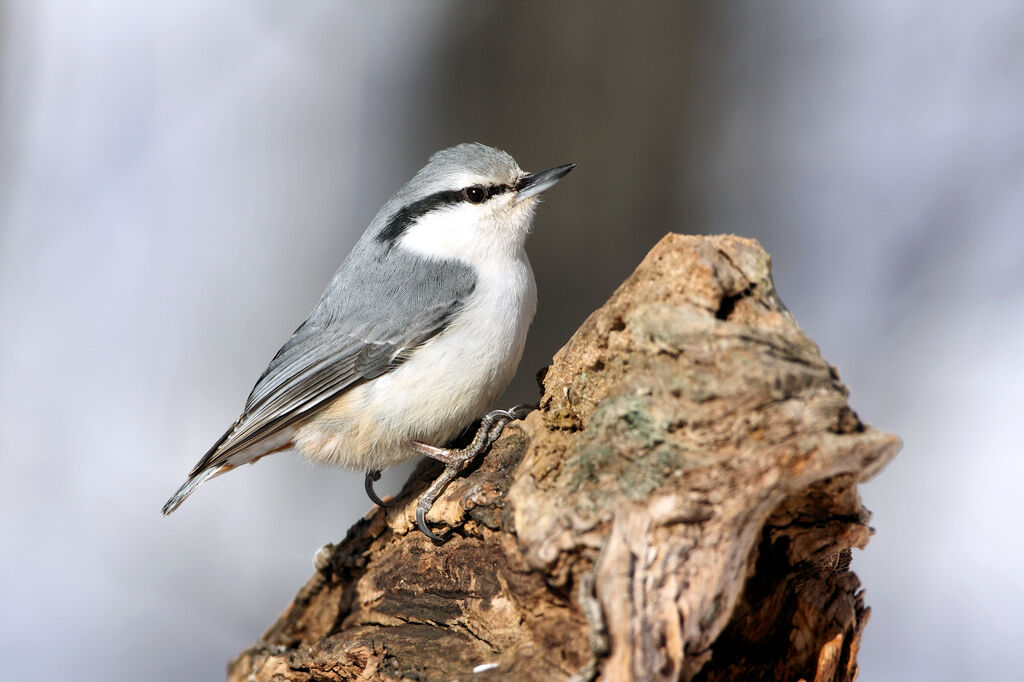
xmin=187 ymin=301 xmax=460 ymax=478
xmin=163 ymin=242 xmax=478 ymax=515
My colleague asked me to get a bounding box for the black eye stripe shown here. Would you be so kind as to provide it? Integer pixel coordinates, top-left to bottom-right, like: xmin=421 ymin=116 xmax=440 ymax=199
xmin=461 ymin=183 xmax=513 ymax=204
xmin=376 ymin=183 xmax=515 ymax=244
xmin=484 ymin=183 xmax=512 ymax=199
xmin=464 ymin=183 xmax=514 ymax=201
xmin=377 ymin=190 xmax=462 ymax=243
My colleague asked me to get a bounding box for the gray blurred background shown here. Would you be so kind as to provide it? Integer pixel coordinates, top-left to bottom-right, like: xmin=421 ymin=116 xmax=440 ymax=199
xmin=1 ymin=2 xmax=1021 ymax=680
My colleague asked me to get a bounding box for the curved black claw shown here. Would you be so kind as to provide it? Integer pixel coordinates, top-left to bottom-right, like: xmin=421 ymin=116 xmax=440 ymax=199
xmin=507 ymin=403 xmax=537 ymax=420
xmin=364 ymin=470 xmax=390 ymax=507
xmin=483 ymin=404 xmax=535 ymax=422
xmin=416 ymin=506 xmax=444 ymax=542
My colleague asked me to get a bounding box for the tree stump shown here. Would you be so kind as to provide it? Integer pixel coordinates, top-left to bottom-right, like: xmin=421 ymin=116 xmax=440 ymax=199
xmin=227 ymin=234 xmax=900 ymax=682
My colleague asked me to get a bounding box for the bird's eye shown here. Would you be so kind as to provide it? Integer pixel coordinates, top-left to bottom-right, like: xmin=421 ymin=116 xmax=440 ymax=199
xmin=463 ymin=186 xmax=486 ymax=204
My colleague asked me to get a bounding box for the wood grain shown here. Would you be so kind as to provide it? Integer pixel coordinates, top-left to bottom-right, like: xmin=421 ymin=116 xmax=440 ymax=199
xmin=228 ymin=234 xmax=899 ymax=681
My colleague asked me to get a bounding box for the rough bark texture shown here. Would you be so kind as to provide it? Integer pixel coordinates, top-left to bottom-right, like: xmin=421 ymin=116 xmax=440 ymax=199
xmin=227 ymin=234 xmax=900 ymax=682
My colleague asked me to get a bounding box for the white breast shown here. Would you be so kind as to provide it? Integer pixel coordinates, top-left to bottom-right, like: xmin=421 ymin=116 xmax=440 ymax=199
xmin=293 ymin=249 xmax=537 ymax=471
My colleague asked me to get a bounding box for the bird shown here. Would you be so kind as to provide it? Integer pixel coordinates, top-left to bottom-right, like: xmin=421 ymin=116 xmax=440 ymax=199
xmin=162 ymin=142 xmax=575 ymax=540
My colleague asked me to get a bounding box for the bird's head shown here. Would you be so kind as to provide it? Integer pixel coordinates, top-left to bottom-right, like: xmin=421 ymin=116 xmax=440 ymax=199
xmin=375 ymin=143 xmax=574 ymax=264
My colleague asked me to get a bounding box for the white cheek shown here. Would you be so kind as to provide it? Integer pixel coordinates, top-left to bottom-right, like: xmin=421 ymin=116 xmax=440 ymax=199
xmin=398 ymin=204 xmax=481 ymax=262
xmin=398 ymin=199 xmax=536 ymax=264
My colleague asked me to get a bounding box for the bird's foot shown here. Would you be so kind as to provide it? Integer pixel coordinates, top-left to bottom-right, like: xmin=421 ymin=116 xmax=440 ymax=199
xmin=364 ymin=469 xmax=390 ymax=507
xmin=410 ymin=404 xmax=535 ymax=541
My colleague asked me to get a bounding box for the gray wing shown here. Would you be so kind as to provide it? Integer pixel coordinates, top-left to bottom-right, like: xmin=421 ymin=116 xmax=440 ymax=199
xmin=188 ymin=241 xmax=479 ymax=476
xmin=187 ymin=299 xmax=463 ymax=478
xmin=161 ymin=225 xmax=478 ymax=516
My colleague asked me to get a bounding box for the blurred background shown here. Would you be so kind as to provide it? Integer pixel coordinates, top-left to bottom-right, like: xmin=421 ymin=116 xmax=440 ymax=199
xmin=1 ymin=2 xmax=1021 ymax=680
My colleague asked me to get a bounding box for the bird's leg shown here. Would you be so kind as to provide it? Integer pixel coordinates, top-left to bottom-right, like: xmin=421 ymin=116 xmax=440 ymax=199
xmin=364 ymin=469 xmax=389 ymax=507
xmin=411 ymin=404 xmax=535 ymax=541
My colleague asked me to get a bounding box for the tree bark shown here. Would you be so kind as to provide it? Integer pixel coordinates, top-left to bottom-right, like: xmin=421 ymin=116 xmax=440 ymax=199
xmin=227 ymin=234 xmax=900 ymax=682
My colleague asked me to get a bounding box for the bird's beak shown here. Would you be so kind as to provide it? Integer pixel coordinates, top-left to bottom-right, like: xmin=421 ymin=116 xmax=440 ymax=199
xmin=515 ymin=162 xmax=576 ymax=203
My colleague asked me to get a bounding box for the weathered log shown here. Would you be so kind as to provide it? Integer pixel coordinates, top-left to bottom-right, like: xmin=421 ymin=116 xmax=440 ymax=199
xmin=227 ymin=234 xmax=899 ymax=681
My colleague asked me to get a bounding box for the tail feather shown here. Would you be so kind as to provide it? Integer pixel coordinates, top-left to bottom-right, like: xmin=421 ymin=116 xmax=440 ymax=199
xmin=162 ymin=427 xmax=296 ymax=515
xmin=161 ymin=467 xmax=221 ymax=515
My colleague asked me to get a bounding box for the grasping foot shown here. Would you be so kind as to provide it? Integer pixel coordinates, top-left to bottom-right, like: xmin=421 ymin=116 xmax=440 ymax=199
xmin=410 ymin=404 xmax=535 ymax=541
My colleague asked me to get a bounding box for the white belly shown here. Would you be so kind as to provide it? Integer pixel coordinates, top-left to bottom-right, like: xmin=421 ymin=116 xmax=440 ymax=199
xmin=292 ymin=252 xmax=537 ymax=471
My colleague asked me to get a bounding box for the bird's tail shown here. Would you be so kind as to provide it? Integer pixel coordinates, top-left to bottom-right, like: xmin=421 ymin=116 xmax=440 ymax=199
xmin=161 ymin=467 xmax=220 ymax=515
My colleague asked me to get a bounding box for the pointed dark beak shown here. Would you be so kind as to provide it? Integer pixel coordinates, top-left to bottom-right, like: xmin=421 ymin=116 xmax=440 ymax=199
xmin=515 ymin=162 xmax=576 ymax=203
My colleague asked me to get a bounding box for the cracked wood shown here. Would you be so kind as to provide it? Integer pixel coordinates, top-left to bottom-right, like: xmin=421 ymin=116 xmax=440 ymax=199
xmin=227 ymin=234 xmax=899 ymax=682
